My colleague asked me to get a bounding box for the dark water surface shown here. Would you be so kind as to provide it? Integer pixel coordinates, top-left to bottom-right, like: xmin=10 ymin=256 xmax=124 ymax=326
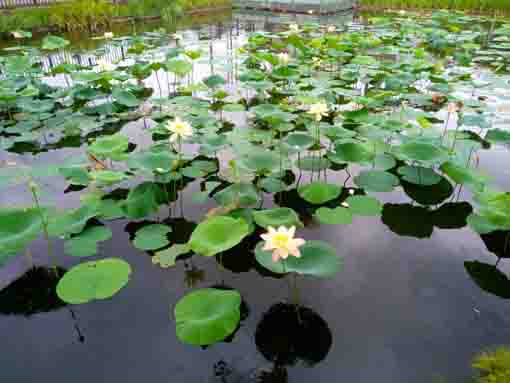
xmin=1 ymin=9 xmax=510 ymax=383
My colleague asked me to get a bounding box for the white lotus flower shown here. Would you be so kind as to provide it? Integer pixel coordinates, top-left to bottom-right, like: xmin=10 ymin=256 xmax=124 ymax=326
xmin=104 ymin=32 xmax=114 ymax=39
xmin=166 ymin=117 xmax=193 ymax=143
xmin=337 ymin=102 xmax=364 ymax=112
xmin=327 ymin=25 xmax=336 ymax=33
xmin=260 ymin=226 xmax=306 ymax=263
xmin=289 ymin=24 xmax=300 ymax=33
xmin=399 ymin=10 xmax=406 ymax=15
xmin=11 ymin=31 xmax=24 ymax=39
xmin=341 ymin=202 xmax=350 ymax=208
xmin=172 ymin=33 xmax=183 ymax=41
xmin=96 ymin=59 xmax=115 ymax=72
xmin=447 ymin=102 xmax=459 ymax=114
xmin=307 ymin=102 xmax=329 ymax=121
xmin=312 ymin=57 xmax=321 ymax=67
xmin=348 ymin=189 xmax=355 ymax=195
xmin=278 ymin=52 xmax=290 ymax=66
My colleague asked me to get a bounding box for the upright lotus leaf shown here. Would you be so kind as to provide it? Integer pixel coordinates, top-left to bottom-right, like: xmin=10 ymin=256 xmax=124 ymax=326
xmin=214 ymin=183 xmax=260 ymax=206
xmin=298 ymin=182 xmax=342 ymax=205
xmin=329 ymin=142 xmax=375 ymax=164
xmin=123 ymin=182 xmax=163 ymax=219
xmin=467 ymin=213 xmax=500 ymax=235
xmin=255 ymin=240 xmax=341 ymax=278
xmin=485 ymin=129 xmax=510 ymax=144
xmin=127 ymin=151 xmax=178 ymax=173
xmin=174 ymin=288 xmax=242 ymax=346
xmin=89 ymin=170 xmax=128 ymax=185
xmin=56 ymin=258 xmax=131 ymax=304
xmin=88 ymin=133 xmax=129 ymax=161
xmin=440 ymin=161 xmax=488 ymax=191
xmin=189 ymin=216 xmax=250 ymax=257
xmin=42 ymin=35 xmax=70 ymax=50
xmin=315 ymin=207 xmax=353 ymax=225
xmin=354 ymin=170 xmax=400 ymax=192
xmin=396 ymin=142 xmax=448 ymax=164
xmin=112 ymin=88 xmax=139 ymax=107
xmin=64 ymin=226 xmax=112 ymax=257
xmin=0 ymin=208 xmax=44 ymax=263
xmin=346 ymin=195 xmax=383 ymax=216
xmin=132 ymin=224 xmax=172 ymax=251
xmin=284 ymin=133 xmax=314 ymax=151
xmin=166 ymin=59 xmax=193 ymax=77
xmin=153 ymin=244 xmax=191 ymax=268
xmin=253 ymin=208 xmax=303 ymax=229
xmin=203 ymin=74 xmax=226 ymax=89
xmin=47 ymin=205 xmax=98 ymax=237
xmin=397 ymin=166 xmax=442 ymax=186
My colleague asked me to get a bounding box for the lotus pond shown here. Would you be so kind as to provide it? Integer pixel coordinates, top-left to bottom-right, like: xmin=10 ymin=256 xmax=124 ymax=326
xmin=1 ymin=9 xmax=510 ymax=383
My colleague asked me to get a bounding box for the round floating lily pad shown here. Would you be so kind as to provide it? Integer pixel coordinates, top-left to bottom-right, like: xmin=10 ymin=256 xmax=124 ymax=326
xmin=253 ymin=208 xmax=303 ymax=229
xmin=56 ymin=258 xmax=132 ymax=304
xmin=174 ymin=288 xmax=242 ymax=346
xmin=64 ymin=226 xmax=112 ymax=257
xmin=255 ymin=240 xmax=341 ymax=278
xmin=298 ymin=182 xmax=342 ymax=204
xmin=354 ymin=170 xmax=400 ymax=192
xmin=132 ymin=224 xmax=172 ymax=251
xmin=315 ymin=207 xmax=352 ymax=225
xmin=373 ymin=153 xmax=397 ymax=171
xmin=285 ymin=133 xmax=314 ymax=150
xmin=346 ymin=195 xmax=382 ymax=216
xmin=0 ymin=208 xmax=43 ymax=262
xmin=397 ymin=166 xmax=442 ymax=186
xmin=189 ymin=216 xmax=250 ymax=257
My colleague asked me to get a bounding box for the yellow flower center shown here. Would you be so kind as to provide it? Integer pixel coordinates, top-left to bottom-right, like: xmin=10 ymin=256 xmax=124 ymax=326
xmin=174 ymin=123 xmax=187 ymax=134
xmin=273 ymin=233 xmax=290 ymax=249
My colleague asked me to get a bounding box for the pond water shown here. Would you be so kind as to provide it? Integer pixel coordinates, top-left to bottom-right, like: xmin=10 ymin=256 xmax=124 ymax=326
xmin=1 ymin=9 xmax=510 ymax=383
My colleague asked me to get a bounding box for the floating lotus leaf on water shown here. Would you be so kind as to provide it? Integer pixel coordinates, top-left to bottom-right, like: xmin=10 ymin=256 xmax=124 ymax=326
xmin=255 ymin=240 xmax=342 ymax=278
xmin=239 ymin=149 xmax=281 ymax=173
xmin=467 ymin=213 xmax=500 ymax=235
xmin=127 ymin=151 xmax=177 ymax=173
xmin=0 ymin=208 xmax=44 ymax=263
xmin=485 ymin=129 xmax=510 ymax=144
xmin=253 ymin=208 xmax=303 ymax=229
xmin=153 ymin=244 xmax=191 ymax=268
xmin=89 ymin=170 xmax=128 ymax=185
xmin=440 ymin=161 xmax=488 ymax=191
xmin=298 ymin=182 xmax=342 ymax=205
xmin=64 ymin=225 xmax=112 ymax=257
xmin=315 ymin=207 xmax=353 ymax=225
xmin=354 ymin=170 xmax=400 ymax=192
xmin=397 ymin=166 xmax=442 ymax=186
xmin=214 ymin=183 xmax=260 ymax=206
xmin=346 ymin=195 xmax=383 ymax=216
xmin=112 ymin=88 xmax=139 ymax=107
xmin=56 ymin=258 xmax=132 ymax=304
xmin=174 ymin=288 xmax=242 ymax=346
xmin=373 ymin=153 xmax=397 ymax=171
xmin=284 ymin=133 xmax=315 ymax=151
xmin=132 ymin=224 xmax=172 ymax=251
xmin=189 ymin=216 xmax=250 ymax=257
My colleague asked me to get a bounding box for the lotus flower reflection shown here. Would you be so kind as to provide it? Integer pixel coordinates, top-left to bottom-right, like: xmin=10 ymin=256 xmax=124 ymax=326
xmin=260 ymin=226 xmax=306 ymax=263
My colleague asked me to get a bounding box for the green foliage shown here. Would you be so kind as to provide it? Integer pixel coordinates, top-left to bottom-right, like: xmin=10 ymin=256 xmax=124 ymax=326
xmin=360 ymin=0 xmax=510 ymax=13
xmin=472 ymin=347 xmax=510 ymax=383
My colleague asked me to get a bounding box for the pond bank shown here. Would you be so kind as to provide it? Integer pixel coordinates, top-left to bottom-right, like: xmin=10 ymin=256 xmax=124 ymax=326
xmin=360 ymin=0 xmax=510 ymax=15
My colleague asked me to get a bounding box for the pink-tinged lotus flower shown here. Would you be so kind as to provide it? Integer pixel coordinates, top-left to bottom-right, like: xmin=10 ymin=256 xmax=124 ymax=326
xmin=260 ymin=226 xmax=306 ymax=263
xmin=447 ymin=102 xmax=459 ymax=114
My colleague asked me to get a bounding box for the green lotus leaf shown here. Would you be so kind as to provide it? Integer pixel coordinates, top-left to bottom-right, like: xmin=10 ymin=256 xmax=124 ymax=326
xmin=255 ymin=240 xmax=342 ymax=277
xmin=166 ymin=59 xmax=193 ymax=77
xmin=88 ymin=133 xmax=129 ymax=160
xmin=373 ymin=153 xmax=397 ymax=171
xmin=189 ymin=216 xmax=250 ymax=257
xmin=485 ymin=129 xmax=510 ymax=144
xmin=0 ymin=208 xmax=44 ymax=263
xmin=396 ymin=142 xmax=448 ymax=164
xmin=203 ymin=74 xmax=226 ymax=88
xmin=174 ymin=288 xmax=241 ymax=346
xmin=354 ymin=170 xmax=400 ymax=192
xmin=239 ymin=149 xmax=280 ymax=173
xmin=153 ymin=244 xmax=191 ymax=268
xmin=296 ymin=156 xmax=331 ymax=172
xmin=47 ymin=205 xmax=98 ymax=237
xmin=214 ymin=183 xmax=260 ymax=206
xmin=42 ymin=35 xmax=70 ymax=50
xmin=346 ymin=195 xmax=383 ymax=216
xmin=89 ymin=170 xmax=128 ymax=185
xmin=253 ymin=208 xmax=303 ymax=229
xmin=284 ymin=133 xmax=314 ymax=150
xmin=298 ymin=182 xmax=342 ymax=204
xmin=329 ymin=142 xmax=375 ymax=164
xmin=112 ymin=88 xmax=139 ymax=107
xmin=315 ymin=207 xmax=352 ymax=225
xmin=397 ymin=166 xmax=442 ymax=186
xmin=467 ymin=213 xmax=500 ymax=235
xmin=56 ymin=258 xmax=132 ymax=304
xmin=64 ymin=226 xmax=112 ymax=257
xmin=123 ymin=182 xmax=164 ymax=219
xmin=132 ymin=224 xmax=172 ymax=251
xmin=127 ymin=151 xmax=177 ymax=173
xmin=440 ymin=161 xmax=488 ymax=191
